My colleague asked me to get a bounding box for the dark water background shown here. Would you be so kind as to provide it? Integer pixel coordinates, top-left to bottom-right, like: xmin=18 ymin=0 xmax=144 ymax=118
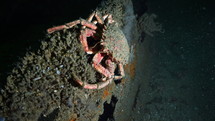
xmin=0 ymin=0 xmax=215 ymax=120
xmin=148 ymin=0 xmax=215 ymax=120
xmin=132 ymin=0 xmax=215 ymax=120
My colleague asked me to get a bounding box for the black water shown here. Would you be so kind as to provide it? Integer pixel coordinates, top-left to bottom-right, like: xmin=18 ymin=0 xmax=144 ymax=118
xmin=138 ymin=0 xmax=215 ymax=120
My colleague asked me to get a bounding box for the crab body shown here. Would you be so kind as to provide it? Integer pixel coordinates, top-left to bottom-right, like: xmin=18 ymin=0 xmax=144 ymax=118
xmin=101 ymin=23 xmax=130 ymax=65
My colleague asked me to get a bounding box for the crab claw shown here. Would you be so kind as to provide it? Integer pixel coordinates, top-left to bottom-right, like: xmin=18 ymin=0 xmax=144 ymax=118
xmin=74 ymin=76 xmax=114 ymax=89
xmin=72 ymin=58 xmax=116 ymax=89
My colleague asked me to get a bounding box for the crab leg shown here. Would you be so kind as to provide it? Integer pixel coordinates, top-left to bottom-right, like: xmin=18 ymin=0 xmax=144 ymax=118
xmin=87 ymin=12 xmax=96 ymax=22
xmin=102 ymin=14 xmax=109 ymax=20
xmin=81 ymin=12 xmax=96 ymax=29
xmin=75 ymin=77 xmax=114 ymax=89
xmin=47 ymin=25 xmax=69 ymax=34
xmin=87 ymin=11 xmax=108 ymax=25
xmin=47 ymin=19 xmax=97 ymax=34
xmin=94 ymin=12 xmax=104 ymax=24
xmin=114 ymin=63 xmax=125 ymax=80
xmin=101 ymin=58 xmax=116 ymax=81
xmin=73 ymin=59 xmax=116 ymax=89
xmin=79 ymin=28 xmax=96 ymax=54
xmin=92 ymin=53 xmax=112 ymax=78
xmin=47 ymin=19 xmax=98 ymax=53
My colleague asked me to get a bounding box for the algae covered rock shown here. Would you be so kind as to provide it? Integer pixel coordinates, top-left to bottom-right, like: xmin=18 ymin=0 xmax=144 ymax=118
xmin=0 ymin=28 xmax=105 ymax=121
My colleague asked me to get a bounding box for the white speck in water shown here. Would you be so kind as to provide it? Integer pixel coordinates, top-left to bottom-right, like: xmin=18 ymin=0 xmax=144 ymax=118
xmin=47 ymin=67 xmax=50 ymax=71
xmin=0 ymin=89 xmax=4 ymax=93
xmin=59 ymin=65 xmax=64 ymax=68
xmin=181 ymin=54 xmax=185 ymax=60
xmin=56 ymin=70 xmax=60 ymax=75
xmin=33 ymin=77 xmax=41 ymax=81
xmin=54 ymin=90 xmax=57 ymax=93
xmin=194 ymin=107 xmax=199 ymax=110
xmin=85 ymin=94 xmax=89 ymax=99
xmin=202 ymin=7 xmax=206 ymax=10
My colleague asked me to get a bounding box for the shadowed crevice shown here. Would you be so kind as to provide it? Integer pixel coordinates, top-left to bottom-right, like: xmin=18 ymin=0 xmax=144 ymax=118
xmin=99 ymin=96 xmax=118 ymax=121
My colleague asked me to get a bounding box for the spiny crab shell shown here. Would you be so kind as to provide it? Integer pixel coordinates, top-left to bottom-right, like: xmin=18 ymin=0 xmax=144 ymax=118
xmin=102 ymin=22 xmax=130 ymax=65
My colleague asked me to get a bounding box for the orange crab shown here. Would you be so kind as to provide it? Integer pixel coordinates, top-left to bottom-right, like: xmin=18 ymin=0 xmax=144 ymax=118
xmin=47 ymin=11 xmax=130 ymax=89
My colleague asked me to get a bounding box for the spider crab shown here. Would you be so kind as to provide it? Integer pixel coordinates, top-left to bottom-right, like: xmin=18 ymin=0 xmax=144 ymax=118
xmin=47 ymin=11 xmax=130 ymax=89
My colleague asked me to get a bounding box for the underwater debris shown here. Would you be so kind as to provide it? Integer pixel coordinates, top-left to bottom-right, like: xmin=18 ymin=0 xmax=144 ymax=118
xmin=138 ymin=13 xmax=164 ymax=37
